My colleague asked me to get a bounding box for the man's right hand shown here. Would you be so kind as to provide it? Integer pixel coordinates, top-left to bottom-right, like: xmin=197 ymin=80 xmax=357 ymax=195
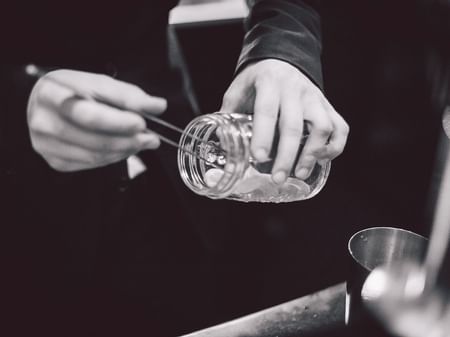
xmin=27 ymin=70 xmax=167 ymax=172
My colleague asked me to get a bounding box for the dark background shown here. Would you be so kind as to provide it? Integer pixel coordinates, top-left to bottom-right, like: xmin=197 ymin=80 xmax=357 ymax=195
xmin=172 ymin=0 xmax=443 ymax=317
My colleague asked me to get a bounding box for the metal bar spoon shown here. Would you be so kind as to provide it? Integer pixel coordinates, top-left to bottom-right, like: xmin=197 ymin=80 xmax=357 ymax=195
xmin=361 ymin=108 xmax=450 ymax=337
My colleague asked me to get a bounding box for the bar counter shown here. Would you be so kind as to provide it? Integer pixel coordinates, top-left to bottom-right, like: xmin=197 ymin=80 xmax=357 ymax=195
xmin=182 ymin=283 xmax=347 ymax=337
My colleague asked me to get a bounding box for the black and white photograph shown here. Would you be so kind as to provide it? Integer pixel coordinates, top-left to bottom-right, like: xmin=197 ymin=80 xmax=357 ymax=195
xmin=1 ymin=1 xmax=449 ymax=336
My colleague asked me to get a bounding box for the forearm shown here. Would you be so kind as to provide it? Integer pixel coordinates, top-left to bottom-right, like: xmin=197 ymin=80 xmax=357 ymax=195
xmin=238 ymin=0 xmax=323 ymax=89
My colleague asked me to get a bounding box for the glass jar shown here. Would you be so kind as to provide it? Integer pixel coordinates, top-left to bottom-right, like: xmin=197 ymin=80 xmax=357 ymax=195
xmin=177 ymin=112 xmax=330 ymax=203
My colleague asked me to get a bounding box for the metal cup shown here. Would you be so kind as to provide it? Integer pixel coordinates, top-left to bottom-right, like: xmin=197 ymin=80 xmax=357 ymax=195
xmin=346 ymin=227 xmax=428 ymax=334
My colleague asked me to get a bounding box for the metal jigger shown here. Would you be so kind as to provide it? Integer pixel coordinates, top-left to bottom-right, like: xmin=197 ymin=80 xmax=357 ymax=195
xmin=361 ymin=108 xmax=450 ymax=337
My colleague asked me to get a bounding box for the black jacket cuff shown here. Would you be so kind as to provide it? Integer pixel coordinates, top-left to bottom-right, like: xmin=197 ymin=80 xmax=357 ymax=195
xmin=237 ymin=0 xmax=323 ymax=90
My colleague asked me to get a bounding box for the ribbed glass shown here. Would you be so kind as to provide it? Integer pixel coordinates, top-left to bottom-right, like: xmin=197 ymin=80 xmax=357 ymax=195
xmin=177 ymin=112 xmax=330 ymax=203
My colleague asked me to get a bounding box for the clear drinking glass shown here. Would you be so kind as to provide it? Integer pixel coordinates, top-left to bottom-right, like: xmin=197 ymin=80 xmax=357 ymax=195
xmin=177 ymin=112 xmax=330 ymax=203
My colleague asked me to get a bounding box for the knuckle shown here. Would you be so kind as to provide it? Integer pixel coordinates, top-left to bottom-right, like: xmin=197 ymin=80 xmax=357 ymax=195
xmin=60 ymin=96 xmax=79 ymax=117
xmin=341 ymin=121 xmax=350 ymax=136
xmin=315 ymin=122 xmax=333 ymax=137
xmin=311 ymin=145 xmax=328 ymax=157
xmin=326 ymin=144 xmax=342 ymax=159
xmin=97 ymin=75 xmax=124 ymax=98
xmin=303 ymin=95 xmax=321 ymax=109
xmin=34 ymin=80 xmax=55 ymax=105
xmin=129 ymin=83 xmax=143 ymax=93
xmin=29 ymin=113 xmax=55 ymax=135
xmin=48 ymin=69 xmax=70 ymax=79
xmin=255 ymin=98 xmax=277 ymax=117
xmin=30 ymin=135 xmax=52 ymax=156
xmin=124 ymin=82 xmax=146 ymax=100
xmin=33 ymin=76 xmax=47 ymax=94
xmin=28 ymin=112 xmax=43 ymax=132
xmin=97 ymin=73 xmax=115 ymax=87
xmin=131 ymin=117 xmax=147 ymax=132
xmin=98 ymin=73 xmax=112 ymax=82
xmin=30 ymin=138 xmax=44 ymax=155
xmin=126 ymin=83 xmax=145 ymax=100
xmin=76 ymin=104 xmax=99 ymax=126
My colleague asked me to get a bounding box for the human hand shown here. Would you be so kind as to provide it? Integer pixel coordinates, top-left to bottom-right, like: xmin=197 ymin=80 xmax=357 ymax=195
xmin=220 ymin=59 xmax=349 ymax=184
xmin=27 ymin=69 xmax=166 ymax=172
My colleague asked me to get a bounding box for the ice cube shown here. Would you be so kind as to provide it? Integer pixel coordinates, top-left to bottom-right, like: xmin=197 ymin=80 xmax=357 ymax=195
xmin=204 ymin=168 xmax=224 ymax=187
xmin=281 ymin=179 xmax=311 ymax=199
xmin=234 ymin=166 xmax=272 ymax=194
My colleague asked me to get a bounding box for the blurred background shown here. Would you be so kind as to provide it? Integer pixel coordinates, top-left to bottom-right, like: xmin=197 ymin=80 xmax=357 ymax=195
xmin=168 ymin=0 xmax=446 ymax=319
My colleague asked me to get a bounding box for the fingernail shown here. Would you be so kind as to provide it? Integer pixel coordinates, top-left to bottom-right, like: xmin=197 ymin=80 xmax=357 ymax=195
xmin=140 ymin=134 xmax=160 ymax=149
xmin=272 ymin=171 xmax=287 ymax=185
xmin=143 ymin=96 xmax=167 ymax=115
xmin=254 ymin=148 xmax=269 ymax=161
xmin=145 ymin=139 xmax=160 ymax=149
xmin=296 ymin=168 xmax=310 ymax=180
xmin=155 ymin=97 xmax=167 ymax=111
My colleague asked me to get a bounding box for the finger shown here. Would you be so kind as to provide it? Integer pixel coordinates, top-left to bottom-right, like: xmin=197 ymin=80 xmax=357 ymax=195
xmin=32 ymin=110 xmax=160 ymax=153
xmin=323 ymin=111 xmax=349 ymax=160
xmin=47 ymin=70 xmax=167 ymax=116
xmin=60 ymin=97 xmax=149 ymax=136
xmin=35 ymin=137 xmax=136 ymax=172
xmin=250 ymin=81 xmax=280 ymax=162
xmin=271 ymin=91 xmax=304 ymax=184
xmin=295 ymin=102 xmax=332 ymax=180
xmin=34 ymin=79 xmax=147 ymax=135
xmin=93 ymin=76 xmax=167 ymax=116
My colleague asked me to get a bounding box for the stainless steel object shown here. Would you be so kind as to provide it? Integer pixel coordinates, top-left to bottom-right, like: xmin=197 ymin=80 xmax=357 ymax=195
xmin=346 ymin=227 xmax=428 ymax=331
xmin=363 ymin=262 xmax=450 ymax=337
xmin=442 ymin=106 xmax=450 ymax=139
xmin=362 ymin=109 xmax=450 ymax=337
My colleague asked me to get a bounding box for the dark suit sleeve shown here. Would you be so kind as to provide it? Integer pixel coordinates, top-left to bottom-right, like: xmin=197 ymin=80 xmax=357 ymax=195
xmin=0 ymin=67 xmax=40 ymax=168
xmin=237 ymin=0 xmax=323 ymax=89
